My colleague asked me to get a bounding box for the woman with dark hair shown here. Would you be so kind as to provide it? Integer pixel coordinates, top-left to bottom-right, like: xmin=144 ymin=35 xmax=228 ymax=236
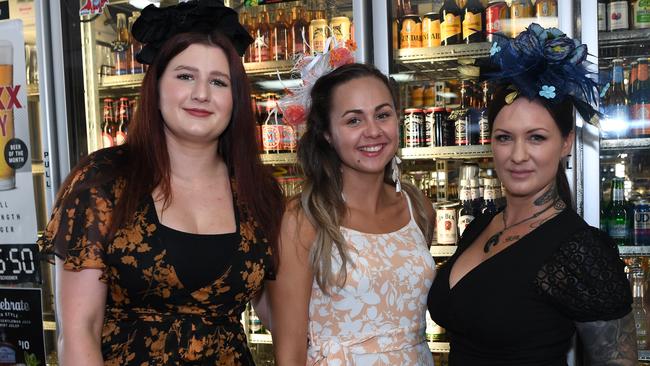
xmin=268 ymin=63 xmax=435 ymax=365
xmin=428 ymin=24 xmax=637 ymax=365
xmin=37 ymin=1 xmax=283 ymax=365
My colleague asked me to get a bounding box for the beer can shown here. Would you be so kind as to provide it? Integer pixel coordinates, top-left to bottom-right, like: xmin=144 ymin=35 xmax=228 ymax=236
xmin=634 ymin=200 xmax=650 ymax=246
xmin=400 ymin=14 xmax=422 ymax=49
xmin=486 ymin=1 xmax=509 ymax=41
xmin=436 ymin=204 xmax=457 ymax=245
xmin=0 ymin=40 xmax=15 ymax=190
xmin=404 ymin=108 xmax=424 ymax=148
xmin=422 ymin=12 xmax=441 ymax=48
xmin=442 ymin=108 xmax=455 ymax=146
xmin=310 ymin=18 xmax=329 ymax=54
xmin=330 ymin=16 xmax=351 ymax=43
xmin=424 ymin=107 xmax=437 ymax=148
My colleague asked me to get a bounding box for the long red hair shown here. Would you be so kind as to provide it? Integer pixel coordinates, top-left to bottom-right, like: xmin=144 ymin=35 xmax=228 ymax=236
xmin=59 ymin=31 xmax=284 ymax=258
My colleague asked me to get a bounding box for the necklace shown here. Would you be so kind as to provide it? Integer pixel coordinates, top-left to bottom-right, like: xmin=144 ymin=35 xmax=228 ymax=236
xmin=483 ymin=199 xmax=559 ymax=253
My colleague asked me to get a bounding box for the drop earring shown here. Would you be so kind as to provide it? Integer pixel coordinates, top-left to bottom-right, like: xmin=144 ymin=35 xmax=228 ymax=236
xmin=391 ymin=155 xmax=402 ymax=193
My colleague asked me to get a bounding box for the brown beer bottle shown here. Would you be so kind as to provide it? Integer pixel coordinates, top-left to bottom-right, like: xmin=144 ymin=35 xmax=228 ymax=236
xmin=393 ymin=0 xmax=404 ymax=49
xmin=462 ymin=0 xmax=486 ymax=43
xmin=102 ymin=98 xmax=116 ymax=148
xmin=116 ymin=97 xmax=130 ymax=145
xmin=535 ymin=0 xmax=558 ymax=19
xmin=256 ymin=8 xmax=272 ymax=62
xmin=114 ymin=13 xmax=130 ymax=75
xmin=272 ymin=8 xmax=290 ymax=61
xmin=128 ymin=12 xmax=145 ymax=74
xmin=510 ymin=0 xmax=534 ymax=37
xmin=440 ymin=0 xmax=463 ymax=46
xmin=291 ymin=6 xmax=309 ymax=57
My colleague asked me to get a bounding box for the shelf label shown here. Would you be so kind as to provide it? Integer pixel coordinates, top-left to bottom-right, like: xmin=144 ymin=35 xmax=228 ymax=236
xmin=0 ymin=288 xmax=45 ymax=366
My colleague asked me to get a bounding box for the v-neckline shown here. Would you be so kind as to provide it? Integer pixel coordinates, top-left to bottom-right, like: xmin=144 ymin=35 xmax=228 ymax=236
xmin=448 ymin=208 xmax=568 ymax=292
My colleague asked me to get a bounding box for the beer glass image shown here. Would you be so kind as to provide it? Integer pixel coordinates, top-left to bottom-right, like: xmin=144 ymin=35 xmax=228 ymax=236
xmin=0 ymin=40 xmax=15 ymax=190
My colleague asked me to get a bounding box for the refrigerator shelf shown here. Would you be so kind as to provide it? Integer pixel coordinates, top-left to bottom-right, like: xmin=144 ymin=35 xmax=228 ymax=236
xmin=393 ymin=43 xmax=491 ymax=74
xmin=260 ymin=153 xmax=298 ymax=165
xmin=601 ymin=138 xmax=650 ymax=150
xmin=618 ymin=246 xmax=650 ymax=256
xmin=400 ymin=145 xmax=493 ymax=160
xmin=430 ymin=245 xmax=457 ymax=257
xmin=99 ymin=73 xmax=145 ymax=91
xmin=244 ymin=60 xmax=294 ymax=76
xmin=599 ymin=29 xmax=650 ymax=45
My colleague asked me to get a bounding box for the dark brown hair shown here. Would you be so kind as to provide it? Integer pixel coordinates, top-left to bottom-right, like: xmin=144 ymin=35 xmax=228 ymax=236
xmin=57 ymin=31 xmax=283 ymax=257
xmin=488 ymin=85 xmax=574 ymax=206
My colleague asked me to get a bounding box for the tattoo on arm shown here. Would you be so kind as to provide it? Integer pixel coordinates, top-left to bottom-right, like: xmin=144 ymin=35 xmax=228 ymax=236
xmin=534 ymin=184 xmax=558 ymax=206
xmin=575 ymin=312 xmax=638 ymax=366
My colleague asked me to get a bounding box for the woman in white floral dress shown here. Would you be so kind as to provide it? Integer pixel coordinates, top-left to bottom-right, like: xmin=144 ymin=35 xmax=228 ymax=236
xmin=268 ymin=63 xmax=436 ymax=366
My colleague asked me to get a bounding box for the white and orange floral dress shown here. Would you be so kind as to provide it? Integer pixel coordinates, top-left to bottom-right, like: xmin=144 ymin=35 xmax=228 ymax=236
xmin=307 ymin=193 xmax=436 ymax=366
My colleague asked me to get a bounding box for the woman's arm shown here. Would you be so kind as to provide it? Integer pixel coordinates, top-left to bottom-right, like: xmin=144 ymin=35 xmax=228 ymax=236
xmin=267 ymin=205 xmax=315 ymax=366
xmin=251 ymin=287 xmax=272 ymax=331
xmin=575 ymin=312 xmax=638 ymax=366
xmin=56 ymin=258 xmax=107 ymax=366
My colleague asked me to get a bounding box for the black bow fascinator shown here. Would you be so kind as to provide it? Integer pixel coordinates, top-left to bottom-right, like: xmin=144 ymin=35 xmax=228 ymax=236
xmin=131 ymin=0 xmax=253 ymax=64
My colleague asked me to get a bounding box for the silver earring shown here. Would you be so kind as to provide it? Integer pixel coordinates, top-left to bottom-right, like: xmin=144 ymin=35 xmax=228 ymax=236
xmin=391 ymin=155 xmax=402 ymax=193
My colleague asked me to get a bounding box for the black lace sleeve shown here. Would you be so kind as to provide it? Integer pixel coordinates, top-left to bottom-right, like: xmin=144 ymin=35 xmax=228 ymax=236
xmin=535 ymin=226 xmax=632 ymax=322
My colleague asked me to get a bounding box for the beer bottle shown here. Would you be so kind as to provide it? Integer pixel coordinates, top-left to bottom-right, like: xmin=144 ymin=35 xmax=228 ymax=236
xmin=462 ymin=0 xmax=485 ymax=44
xmin=291 ymin=6 xmax=309 ymax=57
xmin=256 ymin=8 xmax=272 ymax=62
xmin=631 ymin=58 xmax=650 ymax=137
xmin=272 ymin=8 xmax=290 ymax=61
xmin=239 ymin=11 xmax=252 ymax=63
xmin=607 ymin=177 xmax=631 ymax=245
xmin=440 ymin=0 xmax=463 ymax=46
xmin=115 ymin=97 xmax=129 ymax=146
xmin=630 ymin=61 xmax=639 ymax=96
xmin=510 ymin=0 xmax=534 ymax=37
xmin=631 ymin=268 xmax=649 ymax=349
xmin=603 ymin=59 xmax=629 ymax=138
xmin=262 ymin=94 xmax=282 ymax=154
xmin=535 ymin=0 xmax=558 ymax=20
xmin=393 ymin=0 xmax=404 ymax=50
xmin=400 ymin=0 xmax=422 ymax=49
xmin=632 ymin=0 xmax=650 ymax=29
xmin=102 ymin=98 xmax=116 ymax=148
xmin=598 ymin=0 xmax=608 ymax=31
xmin=128 ymin=12 xmax=145 ymax=74
xmin=114 ymin=13 xmax=130 ymax=75
xmin=481 ymin=178 xmax=499 ymax=215
xmin=478 ymin=81 xmax=491 ymax=145
xmin=454 ymin=80 xmax=471 ymax=146
xmin=458 ymin=179 xmax=474 ymax=237
xmin=608 ymin=0 xmax=630 ymax=31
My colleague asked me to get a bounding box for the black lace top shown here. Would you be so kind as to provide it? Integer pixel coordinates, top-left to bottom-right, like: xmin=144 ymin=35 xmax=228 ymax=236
xmin=428 ymin=208 xmax=632 ymax=366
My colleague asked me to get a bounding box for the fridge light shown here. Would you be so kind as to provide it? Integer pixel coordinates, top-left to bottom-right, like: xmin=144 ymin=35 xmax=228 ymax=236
xmin=129 ymin=0 xmax=160 ymax=9
xmin=255 ymin=79 xmax=301 ymax=91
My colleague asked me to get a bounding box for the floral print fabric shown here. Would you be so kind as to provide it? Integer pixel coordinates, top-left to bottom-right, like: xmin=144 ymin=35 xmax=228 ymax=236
xmin=38 ymin=148 xmax=274 ymax=365
xmin=307 ymin=194 xmax=436 ymax=366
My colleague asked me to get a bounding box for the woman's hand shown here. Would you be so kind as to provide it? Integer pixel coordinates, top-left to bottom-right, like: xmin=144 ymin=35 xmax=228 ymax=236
xmin=575 ymin=312 xmax=638 ymax=366
xmin=56 ymin=258 xmax=107 ymax=366
xmin=267 ymin=202 xmax=315 ymax=366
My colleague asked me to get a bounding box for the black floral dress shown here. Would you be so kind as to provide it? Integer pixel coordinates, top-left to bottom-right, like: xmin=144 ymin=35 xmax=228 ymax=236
xmin=38 ymin=148 xmax=275 ymax=365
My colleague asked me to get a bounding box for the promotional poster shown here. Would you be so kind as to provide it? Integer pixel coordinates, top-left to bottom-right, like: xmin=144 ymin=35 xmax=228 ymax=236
xmin=0 ymin=288 xmax=45 ymax=366
xmin=0 ymin=19 xmax=37 ymax=245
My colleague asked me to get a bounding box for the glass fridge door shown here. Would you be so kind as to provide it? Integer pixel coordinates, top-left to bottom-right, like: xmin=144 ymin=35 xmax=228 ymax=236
xmin=596 ymin=2 xmax=650 ymax=362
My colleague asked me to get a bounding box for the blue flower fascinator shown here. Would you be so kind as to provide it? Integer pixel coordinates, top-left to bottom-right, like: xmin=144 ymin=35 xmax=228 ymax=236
xmin=131 ymin=0 xmax=254 ymax=64
xmin=486 ymin=23 xmax=600 ymax=125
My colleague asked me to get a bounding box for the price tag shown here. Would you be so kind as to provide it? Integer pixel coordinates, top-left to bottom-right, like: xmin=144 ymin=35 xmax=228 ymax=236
xmin=0 ymin=244 xmax=40 ymax=285
xmin=0 ymin=288 xmax=46 ymax=366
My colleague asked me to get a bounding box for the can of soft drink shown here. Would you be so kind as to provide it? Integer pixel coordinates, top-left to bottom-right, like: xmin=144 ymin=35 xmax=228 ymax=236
xmin=634 ymin=200 xmax=650 ymax=246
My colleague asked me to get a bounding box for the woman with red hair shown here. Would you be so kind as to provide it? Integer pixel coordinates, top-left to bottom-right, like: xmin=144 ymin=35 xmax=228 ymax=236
xmin=38 ymin=1 xmax=283 ymax=365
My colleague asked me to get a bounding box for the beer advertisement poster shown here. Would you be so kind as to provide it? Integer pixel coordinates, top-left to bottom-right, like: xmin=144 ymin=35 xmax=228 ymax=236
xmin=0 ymin=19 xmax=38 ymax=245
xmin=0 ymin=288 xmax=45 ymax=365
